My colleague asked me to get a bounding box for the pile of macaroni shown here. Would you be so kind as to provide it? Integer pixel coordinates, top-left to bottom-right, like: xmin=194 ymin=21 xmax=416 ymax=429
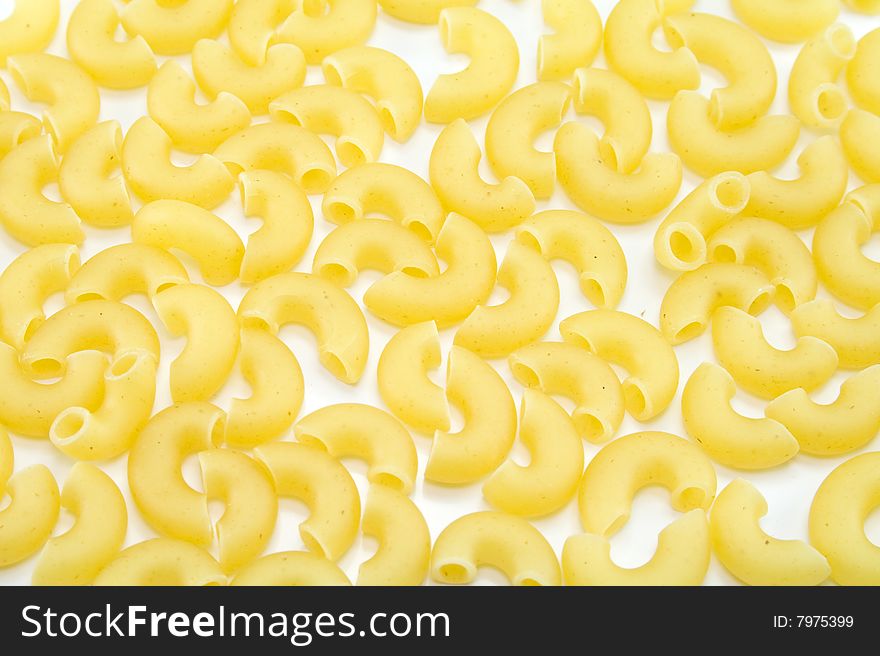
xmin=0 ymin=0 xmax=879 ymax=587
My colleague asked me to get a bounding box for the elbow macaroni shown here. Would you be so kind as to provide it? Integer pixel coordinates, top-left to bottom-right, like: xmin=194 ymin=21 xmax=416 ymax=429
xmin=120 ymin=0 xmax=233 ymax=56
xmin=789 ymin=24 xmax=856 ymax=129
xmin=538 ymin=0 xmax=602 ymax=81
xmin=0 ymin=0 xmax=59 ymax=65
xmin=847 ymin=27 xmax=880 ymax=115
xmin=731 ymin=0 xmax=838 ymax=43
xmin=790 ymin=300 xmax=880 ymax=369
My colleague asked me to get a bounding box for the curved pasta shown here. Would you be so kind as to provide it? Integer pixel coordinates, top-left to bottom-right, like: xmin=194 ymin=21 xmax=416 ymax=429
xmin=577 ymin=431 xmax=716 ymax=537
xmin=197 ymin=448 xmax=277 ymax=573
xmin=0 ymin=111 xmax=42 ymax=161
xmin=120 ymin=0 xmax=233 ymax=56
xmin=603 ymin=0 xmax=699 ymax=100
xmin=275 ymin=0 xmax=376 ymax=64
xmin=50 ymin=349 xmax=157 ymax=461
xmin=364 ymin=213 xmax=497 ymax=328
xmin=454 ymin=241 xmax=559 ymax=358
xmin=812 ymin=202 xmax=880 ymax=310
xmin=0 ymin=0 xmax=59 ymax=65
xmin=128 ymin=403 xmax=225 ymax=546
xmin=269 ymin=85 xmax=384 ymax=166
xmin=427 ymin=346 xmax=516 ymax=485
xmin=0 ymin=343 xmax=105 ymax=438
xmin=658 ymin=262 xmax=775 ymax=344
xmin=67 ymin=0 xmax=157 ymax=90
xmin=731 ymin=0 xmax=838 ymax=43
xmin=65 ymin=243 xmax=189 ymax=304
xmin=214 ymin=122 xmax=337 ymax=194
xmin=482 ymin=389 xmax=583 ymax=517
xmin=377 ymin=321 xmax=450 ymax=435
xmin=555 ymin=122 xmax=682 ymax=224
xmin=844 ymin=106 xmax=880 ymax=182
xmin=667 ymin=91 xmax=800 ymax=177
xmin=563 ymin=509 xmax=710 ymax=586
xmin=238 ymin=272 xmax=369 ymax=384
xmin=515 ymin=209 xmax=627 ymax=309
xmin=424 ymin=7 xmax=519 ymax=123
xmin=239 ymin=170 xmax=314 ymax=284
xmin=744 ymin=136 xmax=848 ymax=230
xmin=707 ymin=217 xmax=818 ymax=312
xmin=377 ymin=0 xmax=476 ymax=24
xmin=791 ymin=300 xmax=880 ymax=369
xmin=255 ymin=441 xmax=359 ymax=561
xmin=122 ymin=117 xmax=235 ymax=209
xmin=711 ymin=306 xmax=837 ymax=400
xmin=321 ymin=162 xmax=444 ymax=242
xmin=538 ymin=0 xmax=602 ymax=81
xmin=559 ymin=310 xmax=679 ymax=421
xmin=8 ymin=54 xmax=100 ymax=153
xmin=21 ymin=300 xmax=159 ymax=379
xmin=358 ymin=485 xmax=431 ymax=586
xmin=789 ymin=24 xmax=856 ymax=129
xmin=0 ymin=461 xmax=59 ymax=568
xmin=295 ymin=403 xmax=418 ymax=494
xmin=0 ymin=243 xmax=80 ymax=349
xmin=0 ymin=135 xmax=84 ymax=246
xmin=323 ymin=46 xmax=423 ymax=142
xmin=431 ymin=512 xmax=561 ymax=586
xmin=32 ymin=463 xmax=127 ymax=585
xmin=654 ymin=172 xmax=751 ymax=272
xmin=227 ymin=0 xmax=296 ymax=65
xmin=147 ymin=61 xmax=251 ymax=154
xmin=766 ymin=366 xmax=880 ymax=456
xmin=509 ymin=341 xmax=624 ymax=443
xmin=485 ymin=82 xmax=571 ymax=199
xmin=225 ymin=328 xmax=304 ymax=447
xmin=681 ymin=363 xmax=799 ymax=470
xmin=711 ymin=479 xmax=829 ymax=586
xmin=132 ymin=200 xmax=245 ymax=286
xmin=192 ymin=40 xmax=306 ymax=115
xmin=847 ymin=28 xmax=880 ymax=115
xmin=58 ymin=121 xmax=133 ymax=229
xmin=230 ymin=552 xmax=350 ymax=586
xmin=809 ymin=453 xmax=880 ymax=585
xmin=94 ymin=538 xmax=225 ymax=586
xmin=153 ymin=284 xmax=239 ymax=402
xmin=429 ymin=119 xmax=535 ymax=232
xmin=313 ymin=220 xmax=439 ymax=287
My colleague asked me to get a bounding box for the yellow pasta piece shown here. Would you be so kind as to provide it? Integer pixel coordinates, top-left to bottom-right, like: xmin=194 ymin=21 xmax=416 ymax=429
xmin=809 ymin=453 xmax=880 ymax=585
xmin=454 ymin=241 xmax=560 ymax=359
xmin=0 ymin=0 xmax=59 ymax=66
xmin=230 ymin=552 xmax=350 ymax=586
xmin=321 ymin=162 xmax=444 ymax=242
xmin=424 ymin=7 xmax=519 ymax=123
xmin=847 ymin=27 xmax=880 ymax=115
xmin=840 ymin=109 xmax=880 ymax=183
xmin=509 ymin=341 xmax=624 ymax=443
xmin=225 ymin=328 xmax=304 ymax=447
xmin=766 ymin=366 xmax=880 ymax=456
xmin=0 ymin=135 xmax=84 ymax=246
xmin=120 ymin=0 xmax=233 ymax=56
xmin=238 ymin=272 xmax=369 ymax=384
xmin=95 ymin=538 xmax=225 ymax=586
xmin=227 ymin=0 xmax=295 ymax=65
xmin=559 ymin=310 xmax=679 ymax=421
xmin=122 ymin=117 xmax=235 ymax=209
xmin=50 ymin=349 xmax=157 ymax=461
xmin=132 ymin=200 xmax=245 ymax=286
xmin=485 ymin=82 xmax=571 ymax=199
xmin=791 ymin=299 xmax=880 ymax=369
xmin=711 ymin=306 xmax=837 ymax=400
xmin=295 ymin=403 xmax=418 ymax=494
xmin=789 ymin=23 xmax=856 ymax=129
xmin=358 ymin=485 xmax=431 ymax=586
xmin=255 ymin=441 xmax=360 ymax=561
xmin=681 ymin=362 xmax=799 ymax=470
xmin=0 ymin=458 xmax=59 ymax=567
xmin=67 ymin=0 xmax=157 ymax=90
xmin=323 ymin=46 xmax=424 ymax=142
xmin=659 ymin=262 xmax=775 ymax=344
xmin=364 ymin=213 xmax=497 ymax=328
xmin=538 ymin=0 xmax=602 ymax=81
xmin=482 ymin=389 xmax=583 ymax=517
xmin=731 ymin=0 xmax=838 ymax=43
xmin=32 ymin=463 xmax=127 ymax=585
xmin=515 ymin=209 xmax=627 ymax=309
xmin=431 ymin=512 xmax=561 ymax=586
xmin=427 ymin=346 xmax=516 ymax=485
xmin=147 ymin=61 xmax=251 ymax=154
xmin=275 ymin=0 xmax=376 ymax=64
xmin=0 ymin=111 xmax=42 ymax=161
xmin=429 ymin=119 xmax=535 ymax=232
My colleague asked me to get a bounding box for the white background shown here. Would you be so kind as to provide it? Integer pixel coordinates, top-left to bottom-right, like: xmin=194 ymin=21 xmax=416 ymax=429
xmin=0 ymin=0 xmax=879 ymax=585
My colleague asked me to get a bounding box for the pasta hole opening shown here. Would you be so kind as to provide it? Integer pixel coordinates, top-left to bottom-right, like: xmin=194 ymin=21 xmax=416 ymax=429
xmin=580 ymin=276 xmax=607 ymax=308
xmin=406 ymin=220 xmax=433 ymax=243
xmin=674 ymin=321 xmax=703 ymax=343
xmin=301 ymin=529 xmax=331 ymax=560
xmin=297 ymin=433 xmax=329 ymax=452
xmin=155 ymin=281 xmax=179 ymax=295
xmin=109 ymin=352 xmax=140 ymax=378
xmin=66 ymin=252 xmax=81 ymax=278
xmin=74 ymin=292 xmax=104 ymax=303
xmin=775 ymin=284 xmax=797 ymax=314
xmin=401 ymin=265 xmax=430 ymax=279
xmin=52 ymin=409 xmax=89 ymax=443
xmin=676 ymin=486 xmax=707 ymax=511
xmin=562 ymin=331 xmax=596 ymax=354
xmin=827 ymin=24 xmax=857 ymax=60
xmin=815 ymin=86 xmax=847 ymax=123
xmin=710 ymin=244 xmax=738 ymax=263
xmin=598 ymin=140 xmax=620 ymax=172
xmin=622 ymin=381 xmax=650 ymax=420
xmin=668 ymin=229 xmax=703 ymax=266
xmin=323 ymin=64 xmax=342 ymax=87
xmin=21 ymin=318 xmax=41 ymax=343
xmin=515 ymin=230 xmax=542 ymax=253
xmin=223 ymin=162 xmax=245 ymax=177
xmin=378 ymin=106 xmax=399 ymax=139
xmin=320 ymin=352 xmax=351 ymax=382
xmin=605 ymin=513 xmax=629 ymax=537
xmin=336 ymin=141 xmax=369 ymax=169
xmin=325 ymin=200 xmax=358 ymax=224
xmin=659 ymin=20 xmax=684 ymax=52
xmin=319 ymin=263 xmax=355 ymax=286
xmin=518 ymin=577 xmax=541 ymax=587
xmin=510 ymin=362 xmax=541 ymax=389
xmin=373 ymin=472 xmax=405 ymax=492
xmin=572 ymin=411 xmax=607 ymax=443
xmin=209 ymin=414 xmax=227 ymax=448
xmin=437 ymin=562 xmax=472 ymax=584
xmin=241 ymin=315 xmax=273 ymax=332
xmin=300 ymin=168 xmax=333 ymax=195
xmin=711 ymin=175 xmax=749 ymax=213
xmin=28 ymin=357 xmax=64 ymax=379
xmin=748 ymin=291 xmax=773 ymax=316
